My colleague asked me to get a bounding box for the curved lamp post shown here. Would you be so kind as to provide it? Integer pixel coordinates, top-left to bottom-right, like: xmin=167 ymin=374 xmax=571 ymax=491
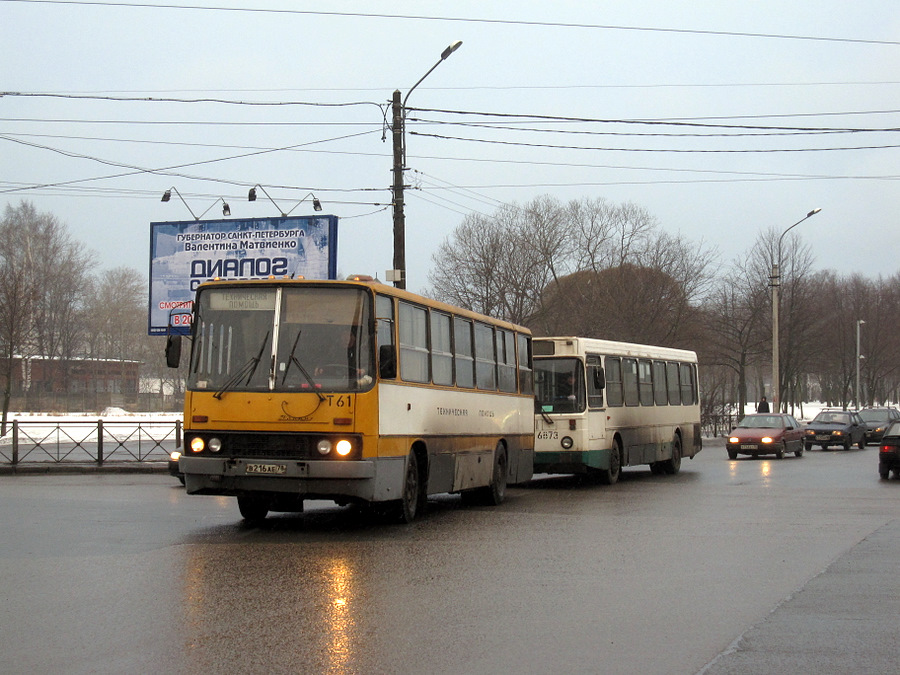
xmin=390 ymin=40 xmax=463 ymax=289
xmin=771 ymin=208 xmax=821 ymax=411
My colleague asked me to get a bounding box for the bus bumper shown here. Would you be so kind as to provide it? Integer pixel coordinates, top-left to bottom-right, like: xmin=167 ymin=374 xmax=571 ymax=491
xmin=180 ymin=455 xmax=403 ymax=502
xmin=533 ymin=449 xmax=609 ymax=474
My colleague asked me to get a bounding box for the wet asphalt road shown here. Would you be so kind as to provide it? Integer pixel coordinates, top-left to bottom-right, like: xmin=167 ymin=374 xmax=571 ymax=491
xmin=1 ymin=438 xmax=897 ymax=675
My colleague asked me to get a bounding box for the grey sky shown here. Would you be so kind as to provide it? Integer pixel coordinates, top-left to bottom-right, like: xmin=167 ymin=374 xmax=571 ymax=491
xmin=2 ymin=0 xmax=898 ymax=291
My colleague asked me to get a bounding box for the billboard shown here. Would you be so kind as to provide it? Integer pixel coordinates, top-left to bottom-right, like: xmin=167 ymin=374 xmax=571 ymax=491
xmin=149 ymin=215 xmax=338 ymax=335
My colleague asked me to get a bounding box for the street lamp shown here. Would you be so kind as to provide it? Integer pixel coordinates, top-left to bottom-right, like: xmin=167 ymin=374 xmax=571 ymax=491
xmin=390 ymin=40 xmax=463 ymax=289
xmin=771 ymin=208 xmax=821 ymax=411
xmin=248 ymin=185 xmax=322 ymax=217
xmin=856 ymin=319 xmax=866 ymax=410
xmin=161 ymin=188 xmax=231 ymax=220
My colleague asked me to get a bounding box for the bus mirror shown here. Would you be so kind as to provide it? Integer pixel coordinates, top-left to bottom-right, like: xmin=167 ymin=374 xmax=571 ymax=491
xmin=379 ymin=345 xmax=397 ymax=380
xmin=165 ymin=335 xmax=182 ymax=368
xmin=594 ymin=369 xmax=606 ymax=390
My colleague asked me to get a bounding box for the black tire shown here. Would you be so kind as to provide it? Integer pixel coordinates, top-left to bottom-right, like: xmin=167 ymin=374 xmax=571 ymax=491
xmin=843 ymin=438 xmax=851 ymax=451
xmin=237 ymin=494 xmax=269 ymax=522
xmin=601 ymin=439 xmax=622 ymax=485
xmin=662 ymin=436 xmax=682 ymax=475
xmin=475 ymin=443 xmax=508 ymax=505
xmin=795 ymin=445 xmax=803 ymax=458
xmin=397 ymin=451 xmax=422 ymax=523
xmin=775 ymin=442 xmax=785 ymax=460
xmin=804 ymin=443 xmax=813 ymax=452
xmin=879 ymin=466 xmax=890 ymax=479
xmin=727 ymin=448 xmax=738 ymax=460
xmin=858 ymin=436 xmax=866 ymax=450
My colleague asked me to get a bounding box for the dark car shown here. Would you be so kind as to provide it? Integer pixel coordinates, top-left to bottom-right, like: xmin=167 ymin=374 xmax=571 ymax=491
xmin=804 ymin=410 xmax=867 ymax=451
xmin=879 ymin=421 xmax=900 ymax=479
xmin=859 ymin=407 xmax=900 ymax=443
xmin=727 ymin=413 xmax=805 ymax=459
xmin=169 ymin=450 xmax=185 ymax=485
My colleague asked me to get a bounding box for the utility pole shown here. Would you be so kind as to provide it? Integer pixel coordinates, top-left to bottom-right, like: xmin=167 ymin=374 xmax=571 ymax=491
xmin=389 ymin=41 xmax=462 ymax=291
xmin=391 ymin=89 xmax=405 ymax=289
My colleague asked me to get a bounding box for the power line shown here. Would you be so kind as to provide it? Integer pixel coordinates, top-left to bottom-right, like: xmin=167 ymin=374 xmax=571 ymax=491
xmin=411 ymin=130 xmax=900 ymax=153
xmin=5 ymin=1 xmax=899 ymax=46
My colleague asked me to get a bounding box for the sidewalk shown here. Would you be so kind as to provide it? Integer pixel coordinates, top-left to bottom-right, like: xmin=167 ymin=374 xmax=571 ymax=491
xmin=699 ymin=518 xmax=900 ymax=674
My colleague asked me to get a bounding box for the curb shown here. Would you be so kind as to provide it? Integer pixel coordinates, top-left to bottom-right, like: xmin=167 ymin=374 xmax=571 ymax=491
xmin=0 ymin=462 xmax=170 ymax=476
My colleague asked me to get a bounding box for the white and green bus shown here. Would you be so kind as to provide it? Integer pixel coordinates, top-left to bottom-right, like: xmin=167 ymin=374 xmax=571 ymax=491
xmin=533 ymin=336 xmax=701 ymax=484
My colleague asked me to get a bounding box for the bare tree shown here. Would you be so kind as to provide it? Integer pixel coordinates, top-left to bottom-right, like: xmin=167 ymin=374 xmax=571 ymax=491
xmin=0 ymin=201 xmax=94 ymax=430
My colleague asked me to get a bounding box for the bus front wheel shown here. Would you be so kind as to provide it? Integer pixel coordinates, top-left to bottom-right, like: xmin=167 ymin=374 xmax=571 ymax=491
xmin=237 ymin=494 xmax=269 ymax=523
xmin=600 ymin=440 xmax=622 ymax=485
xmin=396 ymin=451 xmax=422 ymax=524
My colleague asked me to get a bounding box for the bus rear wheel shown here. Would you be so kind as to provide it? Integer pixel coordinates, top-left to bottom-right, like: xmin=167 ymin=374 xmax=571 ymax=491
xmin=662 ymin=436 xmax=682 ymax=475
xmin=481 ymin=443 xmax=508 ymax=505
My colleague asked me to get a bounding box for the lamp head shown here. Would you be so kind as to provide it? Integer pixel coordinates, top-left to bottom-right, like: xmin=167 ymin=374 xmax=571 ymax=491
xmin=441 ymin=40 xmax=463 ymax=60
xmin=161 ymin=190 xmax=171 ymax=202
xmin=248 ymin=187 xmax=257 ymax=202
xmin=312 ymin=197 xmax=323 ymax=212
xmin=222 ymin=202 xmax=231 ymax=217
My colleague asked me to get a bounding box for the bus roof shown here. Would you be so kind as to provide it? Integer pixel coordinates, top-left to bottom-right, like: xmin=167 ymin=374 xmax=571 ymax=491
xmin=533 ymin=336 xmax=697 ymax=361
xmin=195 ymin=277 xmax=531 ymax=334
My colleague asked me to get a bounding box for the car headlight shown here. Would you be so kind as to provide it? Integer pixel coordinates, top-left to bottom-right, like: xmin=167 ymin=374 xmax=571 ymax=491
xmin=208 ymin=437 xmax=222 ymax=453
xmin=834 ymin=430 xmax=843 ymax=436
xmin=805 ymin=430 xmax=814 ymax=435
xmin=729 ymin=436 xmax=739 ymax=444
xmin=170 ymin=451 xmax=181 ymax=461
xmin=317 ymin=439 xmax=332 ymax=455
xmin=560 ymin=436 xmax=574 ymax=449
xmin=335 ymin=440 xmax=353 ymax=456
xmin=761 ymin=437 xmax=773 ymax=444
xmin=190 ymin=437 xmax=205 ymax=453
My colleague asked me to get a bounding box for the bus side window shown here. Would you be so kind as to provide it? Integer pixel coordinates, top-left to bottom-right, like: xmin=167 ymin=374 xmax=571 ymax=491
xmin=376 ymin=294 xmax=396 ymax=380
xmin=587 ymin=355 xmax=604 ymax=408
xmin=454 ymin=317 xmax=475 ymax=388
xmin=653 ymin=360 xmax=668 ymax=406
xmin=680 ymin=362 xmax=695 ymax=405
xmin=474 ymin=321 xmax=496 ymax=390
xmin=623 ymin=358 xmax=639 ymax=406
xmin=517 ymin=333 xmax=533 ymax=395
xmin=399 ymin=301 xmax=429 ymax=383
xmin=430 ymin=311 xmax=453 ymax=386
xmin=667 ymin=361 xmax=681 ymax=405
xmin=497 ymin=329 xmax=517 ymax=393
xmin=605 ymin=356 xmax=623 ymax=407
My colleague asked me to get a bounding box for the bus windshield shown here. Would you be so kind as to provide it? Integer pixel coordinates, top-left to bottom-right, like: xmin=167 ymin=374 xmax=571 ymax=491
xmin=534 ymin=357 xmax=584 ymax=413
xmin=188 ymin=286 xmax=374 ymax=394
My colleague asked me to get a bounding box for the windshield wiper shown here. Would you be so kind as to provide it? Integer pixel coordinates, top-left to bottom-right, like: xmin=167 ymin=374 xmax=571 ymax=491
xmin=213 ymin=331 xmax=270 ymax=400
xmin=280 ymin=330 xmax=325 ymax=401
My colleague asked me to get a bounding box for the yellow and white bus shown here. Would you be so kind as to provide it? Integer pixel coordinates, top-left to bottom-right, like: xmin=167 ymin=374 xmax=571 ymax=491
xmin=533 ymin=336 xmax=701 ymax=484
xmin=166 ymin=277 xmax=534 ymax=522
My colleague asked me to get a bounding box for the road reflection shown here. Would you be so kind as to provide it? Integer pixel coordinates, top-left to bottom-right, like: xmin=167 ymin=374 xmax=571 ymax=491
xmin=181 ymin=538 xmax=364 ymax=674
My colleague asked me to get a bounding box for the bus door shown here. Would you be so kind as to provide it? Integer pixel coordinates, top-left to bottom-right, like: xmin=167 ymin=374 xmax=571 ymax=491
xmin=585 ymin=354 xmax=607 ymax=449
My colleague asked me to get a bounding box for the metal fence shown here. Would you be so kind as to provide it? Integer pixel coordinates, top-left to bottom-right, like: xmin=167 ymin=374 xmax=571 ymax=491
xmin=0 ymin=419 xmax=182 ymax=466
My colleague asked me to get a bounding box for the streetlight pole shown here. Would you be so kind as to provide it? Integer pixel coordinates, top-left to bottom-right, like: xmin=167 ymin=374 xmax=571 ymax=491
xmin=856 ymin=319 xmax=866 ymax=410
xmin=771 ymin=208 xmax=821 ymax=412
xmin=390 ymin=40 xmax=462 ymax=289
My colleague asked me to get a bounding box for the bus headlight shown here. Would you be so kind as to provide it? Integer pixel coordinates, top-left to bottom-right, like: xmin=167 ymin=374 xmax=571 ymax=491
xmin=335 ymin=440 xmax=353 ymax=456
xmin=190 ymin=437 xmax=205 ymax=453
xmin=208 ymin=437 xmax=222 ymax=453
xmin=561 ymin=436 xmax=574 ymax=449
xmin=317 ymin=439 xmax=332 ymax=455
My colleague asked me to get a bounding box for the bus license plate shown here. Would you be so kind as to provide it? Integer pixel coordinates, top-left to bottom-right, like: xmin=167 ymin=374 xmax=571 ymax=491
xmin=245 ymin=463 xmax=287 ymax=475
